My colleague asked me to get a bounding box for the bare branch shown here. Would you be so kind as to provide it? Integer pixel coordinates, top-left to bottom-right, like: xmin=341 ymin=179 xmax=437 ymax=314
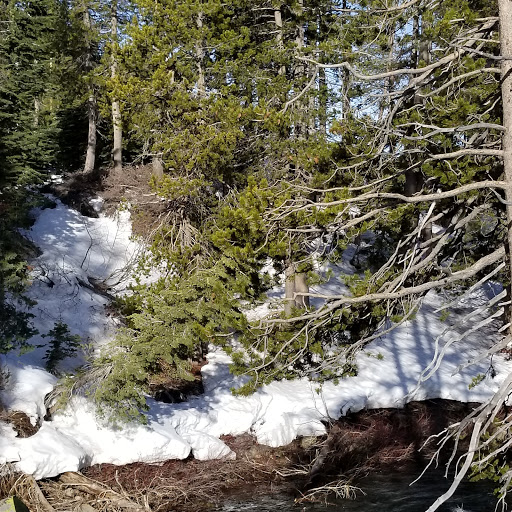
xmin=272 ymin=181 xmax=507 ymax=220
xmin=267 ymin=247 xmax=505 ymax=325
xmin=295 ymin=19 xmax=497 ymax=80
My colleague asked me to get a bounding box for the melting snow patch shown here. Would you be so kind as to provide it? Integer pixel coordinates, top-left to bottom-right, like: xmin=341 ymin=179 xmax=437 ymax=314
xmin=1 ymin=200 xmax=512 ymax=479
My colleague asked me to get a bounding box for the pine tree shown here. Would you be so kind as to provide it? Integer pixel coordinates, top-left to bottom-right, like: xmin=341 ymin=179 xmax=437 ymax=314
xmin=0 ymin=0 xmax=65 ymax=184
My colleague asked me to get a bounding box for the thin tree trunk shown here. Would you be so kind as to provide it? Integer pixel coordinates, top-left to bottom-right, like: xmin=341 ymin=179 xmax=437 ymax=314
xmin=406 ymin=12 xmax=430 ymax=199
xmin=284 ymin=262 xmax=296 ymax=317
xmin=33 ymin=97 xmax=41 ymax=127
xmin=294 ymin=272 xmax=310 ymax=308
xmin=152 ymin=156 xmax=164 ymax=178
xmin=84 ymin=93 xmax=97 ymax=174
xmin=318 ymin=65 xmax=327 ymax=134
xmin=274 ymin=6 xmax=286 ymax=76
xmin=111 ymin=1 xmax=122 ymax=172
xmin=82 ymin=3 xmax=96 ymax=175
xmin=196 ymin=11 xmax=205 ymax=96
xmin=294 ymin=0 xmax=306 ymax=138
xmin=341 ymin=0 xmax=350 ymax=122
xmin=498 ymin=0 xmax=512 ymax=333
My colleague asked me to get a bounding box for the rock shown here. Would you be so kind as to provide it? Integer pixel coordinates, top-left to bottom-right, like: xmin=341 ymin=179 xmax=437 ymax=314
xmin=0 ymin=497 xmax=30 ymax=512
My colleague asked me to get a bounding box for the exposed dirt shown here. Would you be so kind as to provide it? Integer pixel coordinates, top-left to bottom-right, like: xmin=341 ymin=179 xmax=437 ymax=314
xmin=44 ymin=169 xmax=106 ymax=218
xmin=44 ymin=165 xmax=165 ymax=237
xmin=0 ymin=399 xmax=479 ymax=512
xmin=0 ymin=410 xmax=40 ymax=438
xmin=149 ymin=360 xmax=206 ymax=404
xmin=79 ymin=400 xmax=478 ymax=511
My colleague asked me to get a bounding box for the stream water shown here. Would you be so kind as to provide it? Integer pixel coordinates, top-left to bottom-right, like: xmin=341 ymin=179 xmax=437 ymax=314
xmin=220 ymin=465 xmax=501 ymax=512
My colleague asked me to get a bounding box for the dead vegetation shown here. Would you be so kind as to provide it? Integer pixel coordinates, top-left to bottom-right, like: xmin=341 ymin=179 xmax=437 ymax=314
xmin=0 ymin=399 xmax=479 ymax=511
xmin=99 ymin=165 xmax=170 ymax=238
xmin=148 ymin=360 xmax=206 ymax=404
xmin=45 ymin=165 xmax=164 ymax=234
xmin=0 ymin=410 xmax=40 ymax=438
xmin=47 ymin=166 xmax=202 ymax=251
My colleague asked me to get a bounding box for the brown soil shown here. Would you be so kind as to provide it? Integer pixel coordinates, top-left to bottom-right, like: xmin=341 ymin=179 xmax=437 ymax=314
xmin=0 ymin=399 xmax=478 ymax=512
xmin=100 ymin=164 xmax=169 ymax=238
xmin=45 ymin=169 xmax=106 ymax=218
xmin=149 ymin=361 xmax=206 ymax=404
xmin=45 ymin=165 xmax=165 ymax=238
xmin=0 ymin=410 xmax=40 ymax=438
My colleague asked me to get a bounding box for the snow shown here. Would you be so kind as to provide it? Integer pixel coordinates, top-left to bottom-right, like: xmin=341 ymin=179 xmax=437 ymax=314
xmin=15 ymin=198 xmax=144 ymax=371
xmin=1 ymin=198 xmax=512 ymax=479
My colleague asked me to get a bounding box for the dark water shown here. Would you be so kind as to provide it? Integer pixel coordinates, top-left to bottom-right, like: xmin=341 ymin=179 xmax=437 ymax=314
xmin=220 ymin=466 xmax=501 ymax=512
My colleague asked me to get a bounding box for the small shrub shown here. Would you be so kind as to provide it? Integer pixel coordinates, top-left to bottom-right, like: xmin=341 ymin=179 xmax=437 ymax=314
xmin=42 ymin=322 xmax=81 ymax=375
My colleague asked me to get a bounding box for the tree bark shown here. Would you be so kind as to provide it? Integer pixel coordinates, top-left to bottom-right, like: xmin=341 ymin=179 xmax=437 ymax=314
xmin=152 ymin=156 xmax=164 ymax=179
xmin=498 ymin=0 xmax=512 ymax=334
xmin=284 ymin=262 xmax=296 ymax=317
xmin=111 ymin=0 xmax=122 ymax=172
xmin=405 ymin=12 xmax=430 ymax=198
xmin=33 ymin=97 xmax=41 ymax=127
xmin=274 ymin=6 xmax=286 ymax=76
xmin=196 ymin=11 xmax=205 ymax=96
xmin=294 ymin=272 xmax=310 ymax=308
xmin=82 ymin=3 xmax=96 ymax=175
xmin=84 ymin=92 xmax=97 ymax=175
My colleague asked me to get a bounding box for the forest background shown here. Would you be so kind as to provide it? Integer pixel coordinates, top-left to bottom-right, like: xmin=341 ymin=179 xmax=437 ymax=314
xmin=1 ymin=0 xmax=512 ymax=509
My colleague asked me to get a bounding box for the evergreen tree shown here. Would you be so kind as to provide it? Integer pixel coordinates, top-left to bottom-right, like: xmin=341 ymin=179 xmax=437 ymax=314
xmin=0 ymin=0 xmax=65 ymax=184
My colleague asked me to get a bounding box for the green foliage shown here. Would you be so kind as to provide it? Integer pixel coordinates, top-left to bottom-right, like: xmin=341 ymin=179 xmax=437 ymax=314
xmin=42 ymin=322 xmax=82 ymax=375
xmin=91 ymin=0 xmax=507 ymax=421
xmin=470 ymin=418 xmax=512 ymax=498
xmin=439 ymin=310 xmax=450 ymax=323
xmin=469 ymin=374 xmax=485 ymax=390
xmin=0 ymin=0 xmax=65 ymax=183
xmin=93 ymin=254 xmax=251 ymax=422
xmin=0 ymin=189 xmax=38 ymax=354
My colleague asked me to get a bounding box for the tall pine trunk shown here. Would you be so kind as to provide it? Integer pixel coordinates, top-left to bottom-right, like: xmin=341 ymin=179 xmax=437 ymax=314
xmin=82 ymin=3 xmax=96 ymax=175
xmin=498 ymin=0 xmax=512 ymax=332
xmin=274 ymin=6 xmax=286 ymax=76
xmin=111 ymin=0 xmax=122 ymax=172
xmin=84 ymin=93 xmax=97 ymax=174
xmin=284 ymin=262 xmax=296 ymax=317
xmin=196 ymin=11 xmax=205 ymax=96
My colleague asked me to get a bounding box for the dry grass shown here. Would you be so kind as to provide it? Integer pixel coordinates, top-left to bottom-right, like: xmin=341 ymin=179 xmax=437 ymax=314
xmin=0 ymin=470 xmax=56 ymax=512
xmin=81 ymin=435 xmax=303 ymax=511
xmin=0 ymin=400 xmax=479 ymax=511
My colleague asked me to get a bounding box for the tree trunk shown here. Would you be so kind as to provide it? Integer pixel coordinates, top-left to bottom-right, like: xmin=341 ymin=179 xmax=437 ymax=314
xmin=498 ymin=0 xmax=512 ymax=332
xmin=404 ymin=13 xmax=425 ymax=198
xmin=294 ymin=0 xmax=307 ymax=138
xmin=196 ymin=11 xmax=205 ymax=96
xmin=84 ymin=92 xmax=97 ymax=175
xmin=33 ymin=97 xmax=41 ymax=127
xmin=274 ymin=6 xmax=285 ymax=76
xmin=152 ymin=156 xmax=164 ymax=179
xmin=284 ymin=262 xmax=296 ymax=317
xmin=111 ymin=1 xmax=122 ymax=172
xmin=318 ymin=65 xmax=327 ymax=134
xmin=294 ymin=272 xmax=310 ymax=309
xmin=82 ymin=3 xmax=96 ymax=175
xmin=405 ymin=169 xmax=421 ymax=196
xmin=341 ymin=0 xmax=350 ymax=122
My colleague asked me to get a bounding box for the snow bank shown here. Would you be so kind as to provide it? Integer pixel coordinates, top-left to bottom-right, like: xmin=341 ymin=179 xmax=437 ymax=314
xmin=1 ymin=198 xmax=512 ymax=478
xmin=16 ymin=198 xmax=143 ymax=370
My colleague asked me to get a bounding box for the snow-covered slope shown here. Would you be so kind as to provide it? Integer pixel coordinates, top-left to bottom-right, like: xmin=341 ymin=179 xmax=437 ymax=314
xmin=1 ymin=199 xmax=511 ymax=479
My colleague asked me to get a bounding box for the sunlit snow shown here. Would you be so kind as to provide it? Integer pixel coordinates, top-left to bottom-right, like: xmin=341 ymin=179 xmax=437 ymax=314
xmin=1 ymin=198 xmax=511 ymax=479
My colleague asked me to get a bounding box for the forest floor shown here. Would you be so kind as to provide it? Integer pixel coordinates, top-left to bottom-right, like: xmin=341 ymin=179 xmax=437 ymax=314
xmin=1 ymin=399 xmax=476 ymax=512
xmin=1 ymin=171 xmax=510 ymax=510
